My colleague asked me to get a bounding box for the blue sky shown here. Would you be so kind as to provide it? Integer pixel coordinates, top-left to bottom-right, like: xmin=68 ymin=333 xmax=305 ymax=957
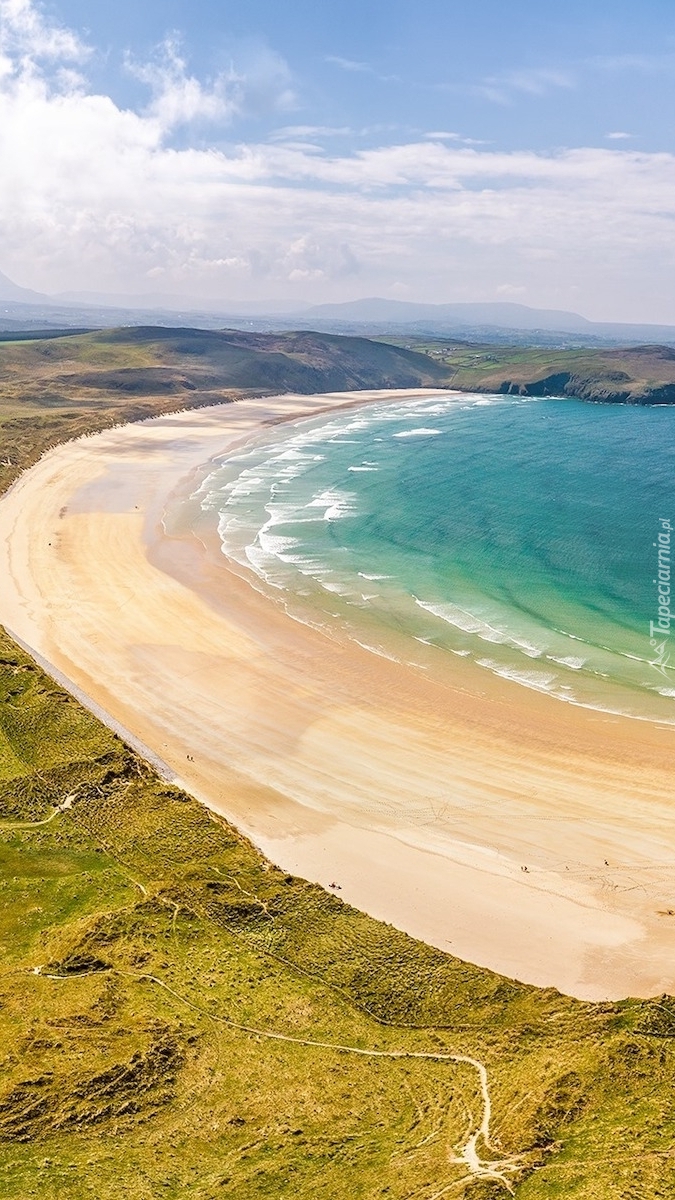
xmin=2 ymin=0 xmax=675 ymax=319
xmin=51 ymin=0 xmax=675 ymax=152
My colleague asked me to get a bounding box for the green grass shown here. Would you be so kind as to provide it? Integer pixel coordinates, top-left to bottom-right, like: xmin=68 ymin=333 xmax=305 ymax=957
xmin=0 ymin=326 xmax=447 ymax=494
xmin=1 ymin=330 xmax=675 ymax=1197
xmin=380 ymin=336 xmax=675 ymax=405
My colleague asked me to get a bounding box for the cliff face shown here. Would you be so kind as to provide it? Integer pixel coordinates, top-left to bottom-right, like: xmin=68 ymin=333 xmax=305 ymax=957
xmin=494 ymin=371 xmax=675 ymax=404
xmin=447 ymin=344 xmax=675 ymax=405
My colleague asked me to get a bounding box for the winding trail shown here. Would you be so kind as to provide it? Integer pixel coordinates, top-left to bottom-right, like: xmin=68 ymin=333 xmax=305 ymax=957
xmin=31 ymin=964 xmax=523 ymax=1191
xmin=0 ymin=794 xmax=75 ymax=831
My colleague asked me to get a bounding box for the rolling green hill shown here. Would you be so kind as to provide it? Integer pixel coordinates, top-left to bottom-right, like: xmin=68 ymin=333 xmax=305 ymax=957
xmin=0 ymin=327 xmax=447 ymax=493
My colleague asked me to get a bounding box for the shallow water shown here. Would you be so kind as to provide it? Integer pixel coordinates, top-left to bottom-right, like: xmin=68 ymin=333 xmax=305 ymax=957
xmin=191 ymin=393 xmax=675 ymax=723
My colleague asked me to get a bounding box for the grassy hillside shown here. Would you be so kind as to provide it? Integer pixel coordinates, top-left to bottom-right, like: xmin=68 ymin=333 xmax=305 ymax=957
xmin=385 ymin=338 xmax=675 ymax=404
xmin=1 ymin=328 xmax=675 ymax=1198
xmin=0 ymin=326 xmax=446 ymax=492
xmin=2 ymin=629 xmax=675 ymax=1199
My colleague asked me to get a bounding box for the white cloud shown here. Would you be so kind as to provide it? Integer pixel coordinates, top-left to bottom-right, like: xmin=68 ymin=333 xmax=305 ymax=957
xmin=590 ymin=53 xmax=670 ymax=72
xmin=325 ymin=55 xmax=371 ymax=73
xmin=473 ymin=66 xmax=575 ymax=105
xmin=126 ymin=36 xmax=237 ymax=131
xmin=606 ymin=131 xmax=633 ymax=140
xmin=125 ymin=35 xmax=296 ymax=134
xmin=424 ymin=130 xmax=489 ymax=146
xmin=270 ymin=124 xmax=352 ymax=141
xmin=324 ymin=54 xmax=398 ymax=84
xmin=496 ymin=283 xmax=527 ymax=298
xmin=0 ymin=0 xmax=86 ymax=63
xmin=505 ymin=67 xmax=575 ymax=95
xmin=228 ymin=42 xmax=297 ymax=118
xmin=1 ymin=2 xmax=675 ymax=321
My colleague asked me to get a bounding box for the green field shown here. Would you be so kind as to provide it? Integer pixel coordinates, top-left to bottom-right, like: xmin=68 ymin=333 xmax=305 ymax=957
xmin=1 ymin=328 xmax=675 ymax=1198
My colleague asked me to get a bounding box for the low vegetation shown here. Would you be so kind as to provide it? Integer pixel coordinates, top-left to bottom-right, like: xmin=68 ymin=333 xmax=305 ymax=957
xmin=382 ymin=337 xmax=675 ymax=404
xmin=1 ymin=327 xmax=674 ymax=1197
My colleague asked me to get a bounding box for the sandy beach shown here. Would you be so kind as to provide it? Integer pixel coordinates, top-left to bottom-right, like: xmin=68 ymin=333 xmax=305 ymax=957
xmin=1 ymin=388 xmax=674 ymax=1001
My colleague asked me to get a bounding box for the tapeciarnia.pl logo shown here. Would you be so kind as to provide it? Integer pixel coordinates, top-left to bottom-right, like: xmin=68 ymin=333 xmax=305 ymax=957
xmin=650 ymin=517 xmax=673 ymax=678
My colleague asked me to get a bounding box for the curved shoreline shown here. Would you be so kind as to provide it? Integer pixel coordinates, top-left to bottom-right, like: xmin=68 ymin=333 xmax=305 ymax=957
xmin=1 ymin=389 xmax=674 ymax=1000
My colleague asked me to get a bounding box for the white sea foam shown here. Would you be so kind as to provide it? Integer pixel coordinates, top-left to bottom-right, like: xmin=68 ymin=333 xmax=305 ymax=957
xmin=549 ymin=655 xmax=587 ymax=670
xmin=321 ymin=579 xmax=354 ymax=595
xmin=514 ymin=641 xmax=543 ymax=658
xmin=223 ymin=474 xmax=266 ymax=499
xmin=415 ymin=598 xmax=510 ymax=644
xmin=415 ymin=598 xmax=558 ymax=660
xmin=285 ymin=558 xmax=333 ymax=578
xmin=354 ymin=640 xmax=402 ymax=663
xmin=348 ymin=465 xmax=379 ymax=472
xmin=260 ymin=501 xmax=304 ymax=524
xmin=412 ymin=403 xmax=455 ymax=415
xmin=242 ymin=544 xmax=286 ymax=587
xmin=256 ymin=531 xmax=301 ymax=556
xmin=475 ymin=658 xmax=558 ymax=691
xmin=393 ymin=427 xmax=442 ymax=438
xmin=308 ymin=488 xmax=357 ymax=521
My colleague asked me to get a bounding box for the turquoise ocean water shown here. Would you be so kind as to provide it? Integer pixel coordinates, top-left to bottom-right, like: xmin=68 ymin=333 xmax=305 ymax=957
xmin=192 ymin=394 xmax=675 ymax=723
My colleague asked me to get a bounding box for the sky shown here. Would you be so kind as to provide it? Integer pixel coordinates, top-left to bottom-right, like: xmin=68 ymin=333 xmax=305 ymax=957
xmin=2 ymin=0 xmax=675 ymax=319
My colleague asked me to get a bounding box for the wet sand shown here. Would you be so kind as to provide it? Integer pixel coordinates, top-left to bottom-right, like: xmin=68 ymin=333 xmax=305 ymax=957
xmin=1 ymin=389 xmax=674 ymax=1000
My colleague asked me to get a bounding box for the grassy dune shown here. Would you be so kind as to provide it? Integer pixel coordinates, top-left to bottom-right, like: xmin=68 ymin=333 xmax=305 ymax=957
xmin=1 ymin=329 xmax=675 ymax=1198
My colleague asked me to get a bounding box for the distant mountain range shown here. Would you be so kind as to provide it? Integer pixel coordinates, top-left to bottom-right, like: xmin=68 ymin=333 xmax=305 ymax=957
xmin=300 ymin=297 xmax=675 ymax=344
xmin=0 ymin=271 xmax=307 ymax=316
xmin=302 ymin=297 xmax=594 ymax=332
xmin=3 ymin=270 xmax=675 ymax=346
xmin=52 ymin=288 xmax=307 ymax=315
xmin=0 ymin=270 xmax=48 ymax=304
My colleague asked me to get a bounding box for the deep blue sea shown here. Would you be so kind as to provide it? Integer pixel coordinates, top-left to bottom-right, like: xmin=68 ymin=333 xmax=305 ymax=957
xmin=193 ymin=393 xmax=675 ymax=723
